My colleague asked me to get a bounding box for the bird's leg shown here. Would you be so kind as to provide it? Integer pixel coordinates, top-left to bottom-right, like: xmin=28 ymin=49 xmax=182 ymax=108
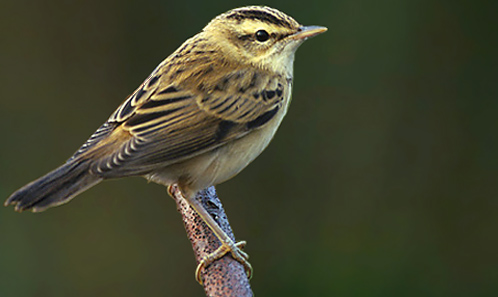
xmin=168 ymin=184 xmax=252 ymax=284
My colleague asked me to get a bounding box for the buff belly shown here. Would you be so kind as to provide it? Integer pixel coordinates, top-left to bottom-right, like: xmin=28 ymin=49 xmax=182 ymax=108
xmin=146 ymin=107 xmax=287 ymax=197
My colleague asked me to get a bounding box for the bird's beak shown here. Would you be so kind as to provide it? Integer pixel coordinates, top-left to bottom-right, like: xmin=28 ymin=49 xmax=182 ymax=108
xmin=290 ymin=26 xmax=328 ymax=40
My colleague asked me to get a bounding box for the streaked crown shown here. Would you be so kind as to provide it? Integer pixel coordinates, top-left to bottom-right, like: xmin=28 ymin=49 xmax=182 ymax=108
xmin=201 ymin=6 xmax=325 ymax=75
xmin=215 ymin=6 xmax=301 ymax=30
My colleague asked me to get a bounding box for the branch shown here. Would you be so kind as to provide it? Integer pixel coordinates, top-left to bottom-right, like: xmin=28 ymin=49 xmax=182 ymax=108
xmin=173 ymin=186 xmax=253 ymax=296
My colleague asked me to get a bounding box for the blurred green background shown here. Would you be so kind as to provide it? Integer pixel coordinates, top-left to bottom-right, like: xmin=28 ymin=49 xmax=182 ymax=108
xmin=0 ymin=0 xmax=496 ymax=296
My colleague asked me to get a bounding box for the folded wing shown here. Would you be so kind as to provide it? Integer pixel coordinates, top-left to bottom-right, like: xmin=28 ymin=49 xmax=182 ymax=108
xmin=70 ymin=68 xmax=287 ymax=178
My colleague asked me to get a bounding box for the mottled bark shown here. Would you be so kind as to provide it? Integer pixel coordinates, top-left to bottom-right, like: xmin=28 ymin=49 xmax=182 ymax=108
xmin=172 ymin=186 xmax=253 ymax=297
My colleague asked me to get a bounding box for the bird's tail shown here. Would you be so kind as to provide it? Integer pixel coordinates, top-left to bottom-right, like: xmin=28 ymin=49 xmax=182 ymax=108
xmin=4 ymin=160 xmax=102 ymax=212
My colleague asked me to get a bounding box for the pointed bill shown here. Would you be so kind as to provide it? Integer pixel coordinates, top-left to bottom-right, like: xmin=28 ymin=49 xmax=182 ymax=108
xmin=290 ymin=26 xmax=328 ymax=40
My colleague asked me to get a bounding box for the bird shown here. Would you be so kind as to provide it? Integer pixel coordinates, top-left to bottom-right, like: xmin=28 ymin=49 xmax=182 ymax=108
xmin=4 ymin=6 xmax=327 ymax=283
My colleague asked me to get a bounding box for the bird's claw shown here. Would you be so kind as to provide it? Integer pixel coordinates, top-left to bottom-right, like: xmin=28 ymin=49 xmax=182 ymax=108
xmin=195 ymin=240 xmax=253 ymax=284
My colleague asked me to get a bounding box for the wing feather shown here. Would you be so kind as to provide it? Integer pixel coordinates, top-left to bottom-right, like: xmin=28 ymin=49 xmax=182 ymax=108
xmin=72 ymin=65 xmax=289 ymax=178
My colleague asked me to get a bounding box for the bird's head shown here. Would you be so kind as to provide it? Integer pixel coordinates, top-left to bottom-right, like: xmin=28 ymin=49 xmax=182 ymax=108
xmin=202 ymin=6 xmax=327 ymax=76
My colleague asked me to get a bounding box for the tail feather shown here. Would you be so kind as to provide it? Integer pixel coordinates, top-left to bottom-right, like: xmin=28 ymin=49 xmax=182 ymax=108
xmin=5 ymin=160 xmax=102 ymax=212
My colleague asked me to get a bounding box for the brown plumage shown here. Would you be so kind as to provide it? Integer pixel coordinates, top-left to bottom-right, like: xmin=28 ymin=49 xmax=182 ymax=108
xmin=5 ymin=6 xmax=326 ymax=283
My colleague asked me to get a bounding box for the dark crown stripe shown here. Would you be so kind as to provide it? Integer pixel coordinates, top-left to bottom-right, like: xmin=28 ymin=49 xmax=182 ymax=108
xmin=226 ymin=9 xmax=293 ymax=28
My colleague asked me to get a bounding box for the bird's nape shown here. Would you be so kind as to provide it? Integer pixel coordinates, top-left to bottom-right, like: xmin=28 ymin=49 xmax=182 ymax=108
xmin=4 ymin=5 xmax=326 ymax=285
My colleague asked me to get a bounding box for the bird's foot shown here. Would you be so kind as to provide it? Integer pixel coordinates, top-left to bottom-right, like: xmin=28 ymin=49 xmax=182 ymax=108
xmin=195 ymin=240 xmax=252 ymax=284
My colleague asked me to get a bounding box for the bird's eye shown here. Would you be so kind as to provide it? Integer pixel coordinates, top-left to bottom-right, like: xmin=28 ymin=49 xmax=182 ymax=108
xmin=255 ymin=30 xmax=270 ymax=42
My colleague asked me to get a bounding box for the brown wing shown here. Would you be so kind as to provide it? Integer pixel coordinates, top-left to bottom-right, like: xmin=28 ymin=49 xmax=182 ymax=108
xmin=72 ymin=68 xmax=288 ymax=178
xmin=68 ymin=73 xmax=159 ymax=162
